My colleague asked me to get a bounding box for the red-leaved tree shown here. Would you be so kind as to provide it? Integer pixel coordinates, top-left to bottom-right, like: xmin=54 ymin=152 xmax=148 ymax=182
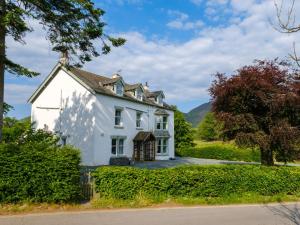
xmin=210 ymin=60 xmax=300 ymax=166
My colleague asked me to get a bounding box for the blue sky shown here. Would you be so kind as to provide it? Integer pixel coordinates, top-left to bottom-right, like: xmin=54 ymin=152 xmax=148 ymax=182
xmin=4 ymin=0 xmax=300 ymax=118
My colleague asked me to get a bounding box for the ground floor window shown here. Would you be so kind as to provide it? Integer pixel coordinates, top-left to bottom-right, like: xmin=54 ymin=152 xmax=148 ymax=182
xmin=111 ymin=138 xmax=124 ymax=156
xmin=156 ymin=138 xmax=168 ymax=155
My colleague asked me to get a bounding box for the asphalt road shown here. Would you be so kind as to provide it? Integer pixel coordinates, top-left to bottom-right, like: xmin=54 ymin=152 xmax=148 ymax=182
xmin=1 ymin=203 xmax=300 ymax=225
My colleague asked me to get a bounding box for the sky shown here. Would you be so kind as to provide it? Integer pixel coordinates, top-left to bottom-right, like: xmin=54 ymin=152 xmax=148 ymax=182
xmin=4 ymin=0 xmax=300 ymax=118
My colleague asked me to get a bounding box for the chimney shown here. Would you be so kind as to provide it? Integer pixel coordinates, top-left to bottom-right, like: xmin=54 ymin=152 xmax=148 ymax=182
xmin=112 ymin=74 xmax=121 ymax=79
xmin=143 ymin=82 xmax=149 ymax=91
xmin=59 ymin=51 xmax=69 ymax=66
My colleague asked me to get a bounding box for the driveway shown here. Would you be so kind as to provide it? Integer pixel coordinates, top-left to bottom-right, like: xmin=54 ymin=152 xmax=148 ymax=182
xmin=133 ymin=157 xmax=259 ymax=169
xmin=1 ymin=203 xmax=300 ymax=225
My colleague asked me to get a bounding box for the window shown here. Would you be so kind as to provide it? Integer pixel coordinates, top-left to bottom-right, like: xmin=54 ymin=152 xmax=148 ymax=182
xmin=156 ymin=95 xmax=163 ymax=105
xmin=136 ymin=89 xmax=143 ymax=101
xmin=116 ymin=82 xmax=123 ymax=96
xmin=136 ymin=112 xmax=142 ymax=128
xmin=155 ymin=116 xmax=168 ymax=130
xmin=115 ymin=109 xmax=122 ymax=126
xmin=111 ymin=138 xmax=124 ymax=156
xmin=157 ymin=138 xmax=168 ymax=155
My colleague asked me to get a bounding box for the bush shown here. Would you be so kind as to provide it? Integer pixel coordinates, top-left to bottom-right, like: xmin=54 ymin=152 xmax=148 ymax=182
xmin=93 ymin=165 xmax=300 ymax=200
xmin=0 ymin=130 xmax=81 ymax=203
xmin=176 ymin=141 xmax=260 ymax=162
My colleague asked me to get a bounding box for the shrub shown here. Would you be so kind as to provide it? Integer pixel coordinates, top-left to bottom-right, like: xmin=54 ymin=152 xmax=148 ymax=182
xmin=0 ymin=130 xmax=81 ymax=203
xmin=93 ymin=165 xmax=300 ymax=200
xmin=176 ymin=141 xmax=260 ymax=162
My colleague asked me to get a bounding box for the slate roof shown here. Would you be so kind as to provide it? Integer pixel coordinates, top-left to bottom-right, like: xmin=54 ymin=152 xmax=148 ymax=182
xmin=69 ymin=67 xmax=172 ymax=110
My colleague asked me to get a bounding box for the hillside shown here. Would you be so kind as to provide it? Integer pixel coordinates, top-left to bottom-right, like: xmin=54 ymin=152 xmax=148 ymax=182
xmin=184 ymin=102 xmax=212 ymax=127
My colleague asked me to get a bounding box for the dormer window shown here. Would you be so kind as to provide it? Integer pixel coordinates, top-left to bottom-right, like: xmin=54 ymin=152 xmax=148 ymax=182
xmin=156 ymin=95 xmax=163 ymax=105
xmin=115 ymin=82 xmax=123 ymax=96
xmin=136 ymin=88 xmax=143 ymax=101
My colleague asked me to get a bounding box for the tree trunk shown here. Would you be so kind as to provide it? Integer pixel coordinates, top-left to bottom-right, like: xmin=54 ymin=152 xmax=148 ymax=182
xmin=0 ymin=0 xmax=5 ymax=142
xmin=261 ymin=148 xmax=274 ymax=166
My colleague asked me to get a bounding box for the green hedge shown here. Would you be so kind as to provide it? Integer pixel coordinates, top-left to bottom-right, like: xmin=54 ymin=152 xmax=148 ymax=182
xmin=0 ymin=142 xmax=81 ymax=203
xmin=93 ymin=165 xmax=300 ymax=200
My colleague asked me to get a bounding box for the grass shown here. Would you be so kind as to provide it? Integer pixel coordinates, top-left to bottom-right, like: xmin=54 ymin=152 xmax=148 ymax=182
xmin=177 ymin=140 xmax=260 ymax=162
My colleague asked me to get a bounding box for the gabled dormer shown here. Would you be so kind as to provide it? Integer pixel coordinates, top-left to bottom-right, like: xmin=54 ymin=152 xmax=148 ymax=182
xmin=146 ymin=91 xmax=165 ymax=106
xmin=125 ymin=83 xmax=144 ymax=101
xmin=102 ymin=74 xmax=125 ymax=96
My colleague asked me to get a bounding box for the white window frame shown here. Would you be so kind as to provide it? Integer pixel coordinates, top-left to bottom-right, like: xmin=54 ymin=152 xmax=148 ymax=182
xmin=155 ymin=115 xmax=168 ymax=130
xmin=111 ymin=138 xmax=125 ymax=156
xmin=136 ymin=111 xmax=142 ymax=128
xmin=115 ymin=108 xmax=123 ymax=127
xmin=115 ymin=82 xmax=124 ymax=96
xmin=156 ymin=138 xmax=168 ymax=155
xmin=135 ymin=88 xmax=143 ymax=101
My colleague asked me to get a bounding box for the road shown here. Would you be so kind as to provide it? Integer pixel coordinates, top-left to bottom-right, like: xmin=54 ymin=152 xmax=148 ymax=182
xmin=1 ymin=203 xmax=300 ymax=225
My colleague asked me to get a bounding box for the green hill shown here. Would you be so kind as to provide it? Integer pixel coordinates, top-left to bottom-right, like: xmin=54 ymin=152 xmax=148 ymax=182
xmin=184 ymin=102 xmax=211 ymax=127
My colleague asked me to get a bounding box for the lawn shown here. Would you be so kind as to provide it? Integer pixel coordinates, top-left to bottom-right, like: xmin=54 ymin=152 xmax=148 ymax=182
xmin=176 ymin=140 xmax=261 ymax=162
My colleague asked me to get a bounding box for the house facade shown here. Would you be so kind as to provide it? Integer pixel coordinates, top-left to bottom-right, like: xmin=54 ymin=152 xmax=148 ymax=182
xmin=28 ymin=63 xmax=175 ymax=166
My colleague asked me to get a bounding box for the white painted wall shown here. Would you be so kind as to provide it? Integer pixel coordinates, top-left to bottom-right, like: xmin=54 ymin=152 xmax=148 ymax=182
xmin=31 ymin=68 xmax=175 ymax=166
xmin=31 ymin=69 xmax=96 ymax=165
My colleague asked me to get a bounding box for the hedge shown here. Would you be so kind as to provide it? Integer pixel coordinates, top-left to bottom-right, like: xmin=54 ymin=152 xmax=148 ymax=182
xmin=0 ymin=142 xmax=81 ymax=203
xmin=93 ymin=165 xmax=300 ymax=200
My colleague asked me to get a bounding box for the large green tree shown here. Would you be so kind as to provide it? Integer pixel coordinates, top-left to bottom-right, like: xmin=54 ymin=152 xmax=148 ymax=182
xmin=0 ymin=0 xmax=125 ymax=141
xmin=197 ymin=112 xmax=220 ymax=141
xmin=173 ymin=106 xmax=194 ymax=150
xmin=210 ymin=60 xmax=300 ymax=166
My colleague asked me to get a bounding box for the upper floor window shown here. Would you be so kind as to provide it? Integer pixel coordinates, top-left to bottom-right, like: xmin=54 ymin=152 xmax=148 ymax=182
xmin=156 ymin=115 xmax=168 ymax=130
xmin=115 ymin=82 xmax=123 ymax=96
xmin=155 ymin=95 xmax=163 ymax=105
xmin=136 ymin=88 xmax=143 ymax=101
xmin=111 ymin=138 xmax=124 ymax=156
xmin=136 ymin=111 xmax=142 ymax=128
xmin=115 ymin=108 xmax=122 ymax=126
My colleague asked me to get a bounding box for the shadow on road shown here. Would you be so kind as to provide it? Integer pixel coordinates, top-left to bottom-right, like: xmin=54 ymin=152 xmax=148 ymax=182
xmin=266 ymin=203 xmax=300 ymax=225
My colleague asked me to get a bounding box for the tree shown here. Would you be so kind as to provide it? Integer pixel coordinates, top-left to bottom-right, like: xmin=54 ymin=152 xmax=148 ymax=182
xmin=275 ymin=0 xmax=300 ymax=66
xmin=197 ymin=112 xmax=220 ymax=141
xmin=0 ymin=0 xmax=126 ymax=141
xmin=210 ymin=60 xmax=300 ymax=166
xmin=173 ymin=106 xmax=195 ymax=150
xmin=3 ymin=102 xmax=13 ymax=115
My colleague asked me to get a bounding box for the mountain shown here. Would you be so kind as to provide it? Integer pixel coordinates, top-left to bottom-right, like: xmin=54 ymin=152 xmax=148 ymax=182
xmin=184 ymin=102 xmax=212 ymax=127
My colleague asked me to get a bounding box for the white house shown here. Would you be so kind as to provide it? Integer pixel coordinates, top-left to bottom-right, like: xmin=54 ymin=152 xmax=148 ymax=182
xmin=28 ymin=62 xmax=175 ymax=166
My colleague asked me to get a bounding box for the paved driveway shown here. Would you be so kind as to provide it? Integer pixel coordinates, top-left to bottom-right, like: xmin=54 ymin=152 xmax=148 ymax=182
xmin=133 ymin=157 xmax=259 ymax=169
xmin=1 ymin=203 xmax=300 ymax=225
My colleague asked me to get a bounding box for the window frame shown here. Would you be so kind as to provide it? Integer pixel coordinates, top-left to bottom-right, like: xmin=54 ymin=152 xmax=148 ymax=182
xmin=136 ymin=111 xmax=142 ymax=128
xmin=115 ymin=82 xmax=124 ymax=96
xmin=155 ymin=115 xmax=168 ymax=130
xmin=156 ymin=138 xmax=168 ymax=155
xmin=111 ymin=138 xmax=125 ymax=156
xmin=115 ymin=108 xmax=123 ymax=127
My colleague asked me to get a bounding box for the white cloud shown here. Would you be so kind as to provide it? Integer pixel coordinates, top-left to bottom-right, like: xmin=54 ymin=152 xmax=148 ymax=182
xmin=166 ymin=10 xmax=204 ymax=30
xmin=4 ymin=84 xmax=36 ymax=104
xmin=4 ymin=0 xmax=300 ymax=113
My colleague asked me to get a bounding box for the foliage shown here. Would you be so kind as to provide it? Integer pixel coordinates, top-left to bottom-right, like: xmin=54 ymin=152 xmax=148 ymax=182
xmin=0 ymin=0 xmax=126 ymax=141
xmin=210 ymin=59 xmax=300 ymax=165
xmin=197 ymin=112 xmax=221 ymax=141
xmin=173 ymin=106 xmax=195 ymax=150
xmin=2 ymin=117 xmax=30 ymax=143
xmin=176 ymin=140 xmax=260 ymax=162
xmin=0 ymin=129 xmax=81 ymax=203
xmin=3 ymin=103 xmax=13 ymax=115
xmin=93 ymin=165 xmax=300 ymax=200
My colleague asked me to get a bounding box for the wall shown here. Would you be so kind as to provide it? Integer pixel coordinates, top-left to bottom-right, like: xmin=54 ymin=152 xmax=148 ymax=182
xmin=31 ymin=69 xmax=96 ymax=165
xmin=93 ymin=94 xmax=175 ymax=165
xmin=31 ymin=68 xmax=175 ymax=166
